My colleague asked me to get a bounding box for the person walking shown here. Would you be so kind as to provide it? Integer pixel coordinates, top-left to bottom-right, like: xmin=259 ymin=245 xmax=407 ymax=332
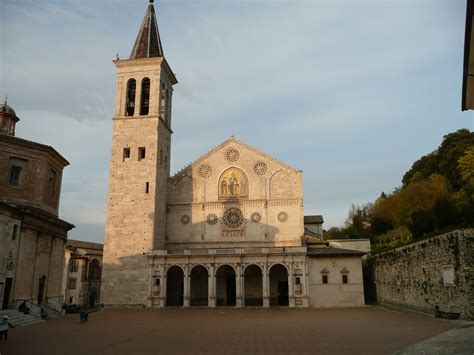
xmin=79 ymin=310 xmax=88 ymax=324
xmin=0 ymin=316 xmax=15 ymax=343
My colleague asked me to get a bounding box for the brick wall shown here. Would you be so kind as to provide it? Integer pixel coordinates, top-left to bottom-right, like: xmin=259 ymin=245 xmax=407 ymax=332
xmin=370 ymin=229 xmax=473 ymax=320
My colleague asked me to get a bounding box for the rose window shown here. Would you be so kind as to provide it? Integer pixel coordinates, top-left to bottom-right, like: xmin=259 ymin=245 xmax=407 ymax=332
xmin=277 ymin=211 xmax=288 ymax=223
xmin=223 ymin=207 xmax=244 ymax=229
xmin=253 ymin=161 xmax=268 ymax=175
xmin=225 ymin=148 xmax=240 ymax=162
xmin=198 ymin=164 xmax=212 ymax=178
xmin=181 ymin=214 xmax=190 ymax=224
xmin=206 ymin=213 xmax=218 ymax=225
xmin=251 ymin=212 xmax=262 ymax=223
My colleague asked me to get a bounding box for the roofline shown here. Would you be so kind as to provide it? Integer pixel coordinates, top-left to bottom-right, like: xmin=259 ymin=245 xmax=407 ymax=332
xmin=170 ymin=136 xmax=300 ymax=180
xmin=0 ymin=134 xmax=69 ymax=166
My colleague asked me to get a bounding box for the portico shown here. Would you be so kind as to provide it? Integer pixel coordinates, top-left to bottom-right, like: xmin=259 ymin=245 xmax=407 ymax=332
xmin=149 ymin=247 xmax=309 ymax=308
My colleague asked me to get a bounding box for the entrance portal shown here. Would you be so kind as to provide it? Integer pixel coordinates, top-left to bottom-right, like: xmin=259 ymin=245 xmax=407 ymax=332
xmin=166 ymin=266 xmax=184 ymax=306
xmin=244 ymin=265 xmax=263 ymax=306
xmin=269 ymin=264 xmax=289 ymax=306
xmin=37 ymin=275 xmax=46 ymax=305
xmin=216 ymin=265 xmax=236 ymax=306
xmin=2 ymin=278 xmax=12 ymax=309
xmin=190 ymin=265 xmax=208 ymax=306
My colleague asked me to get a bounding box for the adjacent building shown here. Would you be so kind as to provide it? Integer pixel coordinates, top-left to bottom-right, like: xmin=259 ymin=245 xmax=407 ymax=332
xmin=0 ymin=101 xmax=74 ymax=311
xmin=101 ymin=1 xmax=366 ymax=308
xmin=62 ymin=240 xmax=103 ymax=309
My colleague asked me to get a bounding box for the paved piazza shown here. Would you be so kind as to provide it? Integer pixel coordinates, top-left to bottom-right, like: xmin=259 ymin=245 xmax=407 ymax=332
xmin=0 ymin=307 xmax=456 ymax=355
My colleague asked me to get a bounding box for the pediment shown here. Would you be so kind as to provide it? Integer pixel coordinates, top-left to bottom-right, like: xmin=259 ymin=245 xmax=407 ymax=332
xmin=170 ymin=137 xmax=299 ymax=182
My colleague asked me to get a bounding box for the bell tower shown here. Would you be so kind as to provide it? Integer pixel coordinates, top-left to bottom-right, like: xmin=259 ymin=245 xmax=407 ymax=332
xmin=101 ymin=0 xmax=177 ymax=307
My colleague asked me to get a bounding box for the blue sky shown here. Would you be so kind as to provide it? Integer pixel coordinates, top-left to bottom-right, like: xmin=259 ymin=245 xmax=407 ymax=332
xmin=1 ymin=0 xmax=472 ymax=243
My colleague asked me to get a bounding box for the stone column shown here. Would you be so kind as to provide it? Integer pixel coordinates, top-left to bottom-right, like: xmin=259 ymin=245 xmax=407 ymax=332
xmin=236 ymin=264 xmax=243 ymax=308
xmin=208 ymin=264 xmax=216 ymax=307
xmin=183 ymin=264 xmax=190 ymax=307
xmin=288 ymin=264 xmax=295 ymax=307
xmin=161 ymin=272 xmax=167 ymax=308
xmin=263 ymin=263 xmax=269 ymax=308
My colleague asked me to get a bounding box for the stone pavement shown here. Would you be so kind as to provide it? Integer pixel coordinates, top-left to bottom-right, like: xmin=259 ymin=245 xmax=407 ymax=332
xmin=395 ymin=324 xmax=474 ymax=355
xmin=0 ymin=307 xmax=460 ymax=355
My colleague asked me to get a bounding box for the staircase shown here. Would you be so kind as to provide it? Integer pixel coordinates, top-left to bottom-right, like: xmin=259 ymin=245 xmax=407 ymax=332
xmin=0 ymin=309 xmax=44 ymax=327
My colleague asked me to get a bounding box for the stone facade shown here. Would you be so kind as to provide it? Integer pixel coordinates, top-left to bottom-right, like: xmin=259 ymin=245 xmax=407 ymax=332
xmin=62 ymin=240 xmax=103 ymax=309
xmin=101 ymin=1 xmax=366 ymax=309
xmin=0 ymin=103 xmax=74 ymax=311
xmin=370 ymin=229 xmax=474 ymax=320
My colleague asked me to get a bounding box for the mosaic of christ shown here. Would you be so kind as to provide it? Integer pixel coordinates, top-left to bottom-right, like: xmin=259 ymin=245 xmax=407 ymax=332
xmin=219 ymin=168 xmax=248 ymax=199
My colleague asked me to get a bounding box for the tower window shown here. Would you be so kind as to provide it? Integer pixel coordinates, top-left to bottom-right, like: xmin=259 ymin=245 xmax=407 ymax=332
xmin=138 ymin=147 xmax=146 ymax=161
xmin=48 ymin=169 xmax=57 ymax=197
xmin=160 ymin=150 xmax=163 ymax=165
xmin=145 ymin=182 xmax=150 ymax=193
xmin=322 ymin=275 xmax=328 ymax=284
xmin=9 ymin=166 xmax=22 ymax=186
xmin=140 ymin=78 xmax=150 ymax=116
xmin=160 ymin=83 xmax=168 ymax=122
xmin=342 ymin=275 xmax=348 ymax=284
xmin=12 ymin=224 xmax=18 ymax=240
xmin=123 ymin=148 xmax=131 ymax=161
xmin=125 ymin=79 xmax=136 ymax=116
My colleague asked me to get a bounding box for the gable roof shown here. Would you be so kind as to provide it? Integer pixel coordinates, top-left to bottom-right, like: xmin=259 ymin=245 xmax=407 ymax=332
xmin=170 ymin=137 xmax=300 ymax=181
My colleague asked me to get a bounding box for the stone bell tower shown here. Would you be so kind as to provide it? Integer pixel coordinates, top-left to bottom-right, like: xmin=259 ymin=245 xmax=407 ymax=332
xmin=101 ymin=0 xmax=177 ymax=307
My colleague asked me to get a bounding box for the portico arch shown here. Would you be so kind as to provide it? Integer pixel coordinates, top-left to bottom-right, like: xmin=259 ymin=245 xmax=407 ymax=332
xmin=244 ymin=264 xmax=263 ymax=306
xmin=190 ymin=265 xmax=208 ymax=306
xmin=166 ymin=266 xmax=184 ymax=306
xmin=269 ymin=264 xmax=289 ymax=306
xmin=216 ymin=265 xmax=236 ymax=306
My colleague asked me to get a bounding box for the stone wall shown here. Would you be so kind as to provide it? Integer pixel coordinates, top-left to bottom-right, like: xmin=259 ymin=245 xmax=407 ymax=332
xmin=370 ymin=229 xmax=473 ymax=320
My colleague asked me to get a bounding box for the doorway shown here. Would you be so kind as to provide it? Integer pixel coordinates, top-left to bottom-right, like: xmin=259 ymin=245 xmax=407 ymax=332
xmin=269 ymin=264 xmax=289 ymax=306
xmin=37 ymin=276 xmax=46 ymax=305
xmin=216 ymin=265 xmax=236 ymax=306
xmin=2 ymin=278 xmax=13 ymax=309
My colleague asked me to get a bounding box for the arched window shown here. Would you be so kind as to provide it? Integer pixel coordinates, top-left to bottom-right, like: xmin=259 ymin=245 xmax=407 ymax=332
xmin=140 ymin=78 xmax=150 ymax=115
xmin=125 ymin=79 xmax=136 ymax=116
xmin=69 ymin=259 xmax=78 ymax=273
xmin=88 ymin=259 xmax=102 ymax=280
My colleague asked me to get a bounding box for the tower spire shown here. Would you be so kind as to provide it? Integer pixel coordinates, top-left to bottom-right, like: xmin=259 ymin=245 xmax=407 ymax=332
xmin=130 ymin=0 xmax=164 ymax=59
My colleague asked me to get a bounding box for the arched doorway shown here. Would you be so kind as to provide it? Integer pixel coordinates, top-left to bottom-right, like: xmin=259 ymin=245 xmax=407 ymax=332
xmin=166 ymin=266 xmax=184 ymax=306
xmin=88 ymin=259 xmax=102 ymax=280
xmin=37 ymin=275 xmax=46 ymax=305
xmin=269 ymin=264 xmax=289 ymax=306
xmin=244 ymin=265 xmax=263 ymax=306
xmin=216 ymin=265 xmax=236 ymax=306
xmin=190 ymin=265 xmax=208 ymax=306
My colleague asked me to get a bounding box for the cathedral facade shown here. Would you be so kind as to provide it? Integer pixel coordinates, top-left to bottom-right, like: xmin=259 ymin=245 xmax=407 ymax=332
xmin=101 ymin=1 xmax=366 ymax=308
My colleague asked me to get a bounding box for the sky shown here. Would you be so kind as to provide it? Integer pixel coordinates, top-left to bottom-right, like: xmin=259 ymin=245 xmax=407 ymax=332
xmin=1 ymin=0 xmax=472 ymax=243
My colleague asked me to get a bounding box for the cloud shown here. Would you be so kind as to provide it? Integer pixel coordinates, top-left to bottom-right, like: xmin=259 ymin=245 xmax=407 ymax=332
xmin=1 ymin=0 xmax=471 ymax=241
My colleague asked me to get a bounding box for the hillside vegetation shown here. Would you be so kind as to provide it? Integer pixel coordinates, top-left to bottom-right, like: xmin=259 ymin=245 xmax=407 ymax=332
xmin=325 ymin=129 xmax=474 ymax=253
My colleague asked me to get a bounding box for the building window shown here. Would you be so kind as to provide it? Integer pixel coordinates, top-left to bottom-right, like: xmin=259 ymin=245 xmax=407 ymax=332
xmin=295 ymin=277 xmax=301 ymax=285
xmin=12 ymin=224 xmax=18 ymax=240
xmin=342 ymin=275 xmax=348 ymax=284
xmin=9 ymin=166 xmax=22 ymax=186
xmin=125 ymin=79 xmax=136 ymax=116
xmin=48 ymin=169 xmax=57 ymax=197
xmin=322 ymin=275 xmax=328 ymax=284
xmin=155 ymin=278 xmax=160 ymax=286
xmin=69 ymin=260 xmax=78 ymax=273
xmin=123 ymin=148 xmax=131 ymax=161
xmin=67 ymin=277 xmax=77 ymax=289
xmin=145 ymin=182 xmax=150 ymax=194
xmin=138 ymin=147 xmax=146 ymax=161
xmin=140 ymin=78 xmax=150 ymax=115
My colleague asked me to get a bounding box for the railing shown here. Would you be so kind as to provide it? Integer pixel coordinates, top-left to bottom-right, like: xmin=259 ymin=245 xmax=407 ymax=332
xmin=157 ymin=246 xmax=307 ymax=256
